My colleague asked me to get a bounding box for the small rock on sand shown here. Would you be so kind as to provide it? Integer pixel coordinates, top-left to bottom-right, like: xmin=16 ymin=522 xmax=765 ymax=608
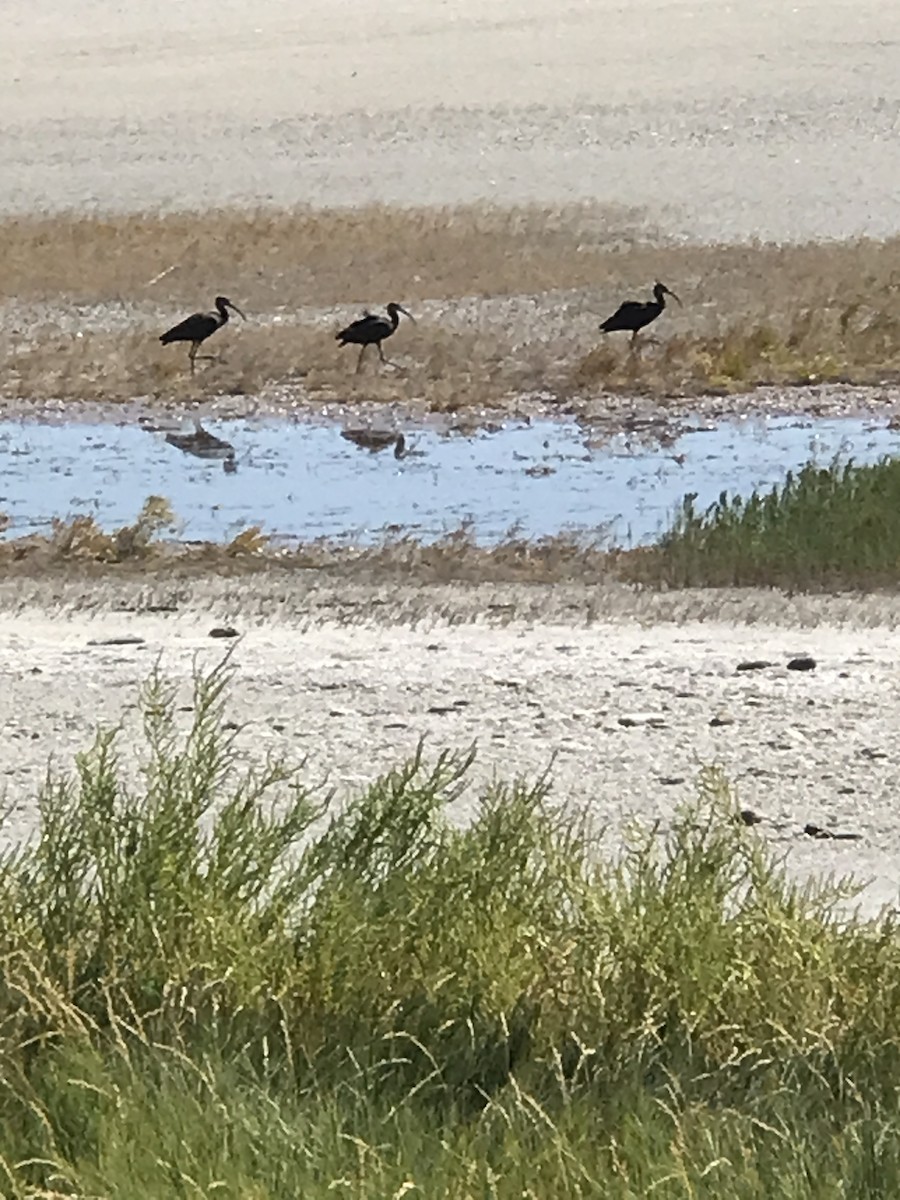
xmin=804 ymin=823 xmax=862 ymax=841
xmin=87 ymin=635 xmax=146 ymax=647
xmin=618 ymin=712 xmax=667 ymax=728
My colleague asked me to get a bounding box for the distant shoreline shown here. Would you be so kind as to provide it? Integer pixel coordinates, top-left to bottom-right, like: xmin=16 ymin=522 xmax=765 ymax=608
xmin=2 ymin=0 xmax=897 ymax=241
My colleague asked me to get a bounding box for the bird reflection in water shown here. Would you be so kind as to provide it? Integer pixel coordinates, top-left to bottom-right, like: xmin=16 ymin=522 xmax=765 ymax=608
xmin=163 ymin=420 xmax=238 ymax=473
xmin=340 ymin=429 xmax=423 ymax=460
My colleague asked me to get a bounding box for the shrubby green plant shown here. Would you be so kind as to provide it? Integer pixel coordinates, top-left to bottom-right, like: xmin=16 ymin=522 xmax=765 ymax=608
xmin=0 ymin=659 xmax=898 ymax=1197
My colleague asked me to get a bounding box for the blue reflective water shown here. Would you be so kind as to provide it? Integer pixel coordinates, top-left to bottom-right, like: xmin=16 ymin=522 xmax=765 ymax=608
xmin=0 ymin=415 xmax=898 ymax=547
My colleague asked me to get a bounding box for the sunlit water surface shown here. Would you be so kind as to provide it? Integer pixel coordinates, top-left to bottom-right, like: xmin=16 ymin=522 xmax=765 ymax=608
xmin=1 ymin=415 xmax=898 ymax=546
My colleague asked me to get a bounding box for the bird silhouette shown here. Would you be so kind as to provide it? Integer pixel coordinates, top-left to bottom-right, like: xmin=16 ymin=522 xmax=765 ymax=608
xmin=599 ymin=282 xmax=681 ymax=344
xmin=336 ymin=302 xmax=414 ymax=372
xmin=160 ymin=296 xmax=246 ymax=372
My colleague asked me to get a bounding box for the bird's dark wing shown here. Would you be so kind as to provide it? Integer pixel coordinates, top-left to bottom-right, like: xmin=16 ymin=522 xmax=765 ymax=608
xmin=160 ymin=311 xmax=216 ymax=345
xmin=336 ymin=315 xmax=370 ymax=342
xmin=336 ymin=315 xmax=391 ymax=344
xmin=599 ymin=300 xmax=647 ymax=333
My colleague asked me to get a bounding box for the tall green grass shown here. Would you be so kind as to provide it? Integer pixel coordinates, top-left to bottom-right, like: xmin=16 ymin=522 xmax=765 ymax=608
xmin=1 ymin=657 xmax=900 ymax=1196
xmin=629 ymin=454 xmax=900 ymax=590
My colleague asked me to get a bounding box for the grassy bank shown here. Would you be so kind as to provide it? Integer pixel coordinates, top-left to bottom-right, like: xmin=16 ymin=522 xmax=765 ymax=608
xmin=0 ymin=204 xmax=899 ymax=406
xmin=0 ymin=659 xmax=899 ymax=1197
xmin=630 ymin=455 xmax=900 ymax=590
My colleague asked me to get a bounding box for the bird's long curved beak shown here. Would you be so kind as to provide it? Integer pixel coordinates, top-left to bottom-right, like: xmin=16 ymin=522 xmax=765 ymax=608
xmin=668 ymin=290 xmax=683 ymax=307
xmin=228 ymin=302 xmax=247 ymax=320
xmin=398 ymin=305 xmax=416 ymax=323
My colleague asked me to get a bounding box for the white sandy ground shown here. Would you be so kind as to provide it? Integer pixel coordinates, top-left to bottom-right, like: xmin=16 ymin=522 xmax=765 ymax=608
xmin=3 ymin=0 xmax=900 ymax=242
xmin=1 ymin=577 xmax=899 ymax=918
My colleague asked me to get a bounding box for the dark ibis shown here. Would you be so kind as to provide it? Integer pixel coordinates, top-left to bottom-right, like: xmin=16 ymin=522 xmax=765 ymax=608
xmin=160 ymin=296 xmax=246 ymax=373
xmin=336 ymin=303 xmax=414 ymax=372
xmin=599 ymin=282 xmax=681 ymax=343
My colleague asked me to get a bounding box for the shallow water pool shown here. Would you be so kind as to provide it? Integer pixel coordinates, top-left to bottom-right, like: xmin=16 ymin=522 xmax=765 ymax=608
xmin=0 ymin=414 xmax=898 ymax=547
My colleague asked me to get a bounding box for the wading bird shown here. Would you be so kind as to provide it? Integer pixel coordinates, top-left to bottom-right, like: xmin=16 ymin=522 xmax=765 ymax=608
xmin=599 ymin=282 xmax=681 ymax=343
xmin=336 ymin=303 xmax=414 ymax=372
xmin=159 ymin=296 xmax=246 ymax=373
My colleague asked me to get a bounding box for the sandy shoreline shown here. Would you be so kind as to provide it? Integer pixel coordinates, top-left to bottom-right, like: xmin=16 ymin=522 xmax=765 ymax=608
xmin=3 ymin=382 xmax=900 ymax=432
xmin=1 ymin=576 xmax=898 ymax=917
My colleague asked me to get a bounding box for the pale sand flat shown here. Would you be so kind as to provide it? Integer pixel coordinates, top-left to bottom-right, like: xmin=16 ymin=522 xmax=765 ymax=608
xmin=1 ymin=578 xmax=897 ymax=918
xmin=2 ymin=0 xmax=899 ymax=241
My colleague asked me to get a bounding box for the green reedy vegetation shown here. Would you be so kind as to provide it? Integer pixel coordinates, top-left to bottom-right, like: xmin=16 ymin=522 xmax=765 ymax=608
xmin=630 ymin=455 xmax=900 ymax=590
xmin=1 ymin=658 xmax=899 ymax=1196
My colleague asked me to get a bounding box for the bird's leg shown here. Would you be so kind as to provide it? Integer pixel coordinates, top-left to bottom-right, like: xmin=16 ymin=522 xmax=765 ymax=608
xmin=189 ymin=343 xmax=198 ymax=374
xmin=378 ymin=342 xmax=403 ymax=371
xmin=356 ymin=345 xmax=367 ymax=374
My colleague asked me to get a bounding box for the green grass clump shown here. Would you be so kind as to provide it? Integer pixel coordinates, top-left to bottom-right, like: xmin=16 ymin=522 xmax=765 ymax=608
xmin=629 ymin=454 xmax=900 ymax=590
xmin=1 ymin=657 xmax=900 ymax=1196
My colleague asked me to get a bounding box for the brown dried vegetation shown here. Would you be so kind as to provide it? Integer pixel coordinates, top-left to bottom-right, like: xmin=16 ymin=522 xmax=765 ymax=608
xmin=1 ymin=204 xmax=899 ymax=411
xmin=1 ymin=499 xmax=624 ymax=585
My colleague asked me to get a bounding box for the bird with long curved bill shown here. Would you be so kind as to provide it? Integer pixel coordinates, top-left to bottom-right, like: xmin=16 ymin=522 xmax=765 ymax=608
xmin=336 ymin=302 xmax=415 ymax=373
xmin=599 ymin=282 xmax=681 ymax=344
xmin=160 ymin=296 xmax=246 ymax=373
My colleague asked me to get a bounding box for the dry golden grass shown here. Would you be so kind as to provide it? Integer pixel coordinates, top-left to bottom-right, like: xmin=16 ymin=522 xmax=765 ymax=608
xmin=0 ymin=204 xmax=639 ymax=308
xmin=1 ymin=321 xmax=567 ymax=409
xmin=0 ymin=504 xmax=623 ymax=585
xmin=573 ymin=314 xmax=900 ymax=395
xmin=35 ymin=496 xmax=176 ymax=564
xmin=2 ymin=203 xmax=900 ymax=407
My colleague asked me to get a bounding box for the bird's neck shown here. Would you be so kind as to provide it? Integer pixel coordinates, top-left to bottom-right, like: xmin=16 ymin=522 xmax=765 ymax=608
xmin=216 ymin=300 xmax=230 ymax=325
